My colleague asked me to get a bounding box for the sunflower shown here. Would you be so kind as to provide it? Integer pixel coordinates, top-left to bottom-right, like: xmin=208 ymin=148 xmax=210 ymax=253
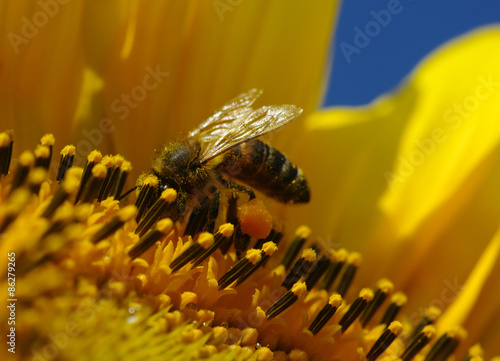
xmin=1 ymin=1 xmax=500 ymax=361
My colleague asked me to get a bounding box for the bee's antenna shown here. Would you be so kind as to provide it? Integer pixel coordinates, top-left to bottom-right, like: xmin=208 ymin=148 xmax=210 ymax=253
xmin=117 ymin=185 xmax=137 ymax=201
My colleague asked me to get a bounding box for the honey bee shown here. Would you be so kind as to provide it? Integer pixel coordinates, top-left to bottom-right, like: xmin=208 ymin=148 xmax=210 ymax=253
xmin=138 ymin=89 xmax=309 ymax=236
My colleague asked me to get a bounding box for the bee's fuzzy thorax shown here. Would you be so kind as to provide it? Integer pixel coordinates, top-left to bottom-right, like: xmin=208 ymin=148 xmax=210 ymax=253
xmin=152 ymin=139 xmax=213 ymax=192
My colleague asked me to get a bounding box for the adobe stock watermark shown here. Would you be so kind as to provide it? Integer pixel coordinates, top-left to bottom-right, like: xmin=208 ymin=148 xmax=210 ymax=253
xmin=443 ymin=74 xmax=500 ymax=130
xmin=339 ymin=0 xmax=404 ymax=64
xmin=7 ymin=0 xmax=71 ymax=54
xmin=407 ymin=277 xmax=463 ymax=326
xmin=384 ymin=74 xmax=500 ymax=191
xmin=213 ymin=0 xmax=244 ymax=21
xmin=30 ymin=268 xmax=135 ymax=361
xmin=46 ymin=64 xmax=167 ymax=176
xmin=384 ymin=128 xmax=447 ymax=190
xmin=378 ymin=277 xmax=463 ymax=359
xmin=110 ymin=65 xmax=169 ymax=121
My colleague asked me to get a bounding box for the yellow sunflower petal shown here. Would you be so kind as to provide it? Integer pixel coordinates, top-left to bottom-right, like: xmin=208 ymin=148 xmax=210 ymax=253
xmin=0 ymin=1 xmax=86 ymax=152
xmin=284 ymin=89 xmax=411 ymax=252
xmin=289 ymin=26 xmax=500 ymax=255
xmin=437 ymin=226 xmax=500 ymax=329
xmin=284 ymin=29 xmax=500 ymax=324
xmin=379 ymin=27 xmax=500 ymax=240
xmin=375 ymin=27 xmax=500 ymax=299
xmin=95 ymin=0 xmax=339 ymax=173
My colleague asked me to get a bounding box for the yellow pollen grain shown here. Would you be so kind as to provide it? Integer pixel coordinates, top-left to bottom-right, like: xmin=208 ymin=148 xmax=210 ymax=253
xmin=0 ymin=132 xmax=12 ymax=146
xmin=240 ymin=327 xmax=258 ymax=347
xmin=295 ymin=225 xmax=311 ymax=239
xmin=241 ymin=347 xmax=255 ymax=360
xmin=34 ymin=145 xmax=50 ymax=158
xmin=158 ymin=294 xmax=172 ymax=310
xmin=446 ymin=325 xmax=467 ymax=340
xmin=291 ymin=281 xmax=308 ymax=297
xmin=335 ymin=248 xmax=348 ymax=262
xmin=198 ymin=309 xmax=214 ymax=324
xmin=197 ymin=345 xmax=218 ymax=358
xmin=122 ymin=161 xmax=132 ymax=172
xmin=131 ymin=258 xmax=149 ymax=268
xmin=425 ymin=306 xmax=442 ymax=321
xmin=246 ymin=249 xmax=262 ymax=264
xmin=360 ymin=288 xmax=374 ymax=302
xmin=211 ymin=326 xmax=228 ymax=345
xmin=422 ymin=325 xmax=437 ymax=339
xmin=219 ymin=223 xmax=234 ymax=237
xmin=288 ymin=349 xmax=309 ymax=361
xmin=113 ymin=154 xmax=124 ymax=167
xmin=40 ymin=133 xmax=55 ymax=146
xmin=377 ymin=278 xmax=394 ymax=294
xmin=28 ymin=168 xmax=47 ymax=184
xmin=227 ymin=345 xmax=242 ymax=355
xmin=91 ymin=163 xmax=107 ymax=178
xmin=160 ymin=188 xmax=177 ymax=203
xmin=388 ymin=321 xmax=403 ymax=335
xmin=19 ymin=150 xmax=35 ymax=167
xmin=180 ymin=292 xmax=198 ymax=310
xmin=108 ymin=282 xmax=127 ymax=298
xmin=391 ymin=292 xmax=408 ymax=307
xmin=66 ymin=166 xmax=83 ymax=180
xmin=87 ymin=150 xmax=103 ymax=163
xmin=347 ymin=252 xmax=362 ymax=266
xmin=60 ymin=145 xmax=76 ymax=156
xmin=143 ymin=174 xmax=159 ymax=187
xmin=118 ymin=205 xmax=137 ymax=222
xmin=254 ymin=306 xmax=266 ymax=323
xmin=74 ymin=204 xmax=93 ymax=221
xmin=157 ymin=218 xmax=174 ymax=234
xmin=101 ymin=155 xmax=115 ymax=168
xmin=468 ymin=344 xmax=484 ymax=358
xmin=255 ymin=347 xmax=273 ymax=361
xmin=301 ymin=248 xmax=317 ymax=262
xmin=262 ymin=241 xmax=278 ymax=255
xmin=53 ymin=203 xmax=74 ymax=222
xmin=181 ymin=328 xmax=204 ymax=343
xmin=62 ymin=172 xmax=81 ymax=193
xmin=197 ymin=232 xmax=214 ymax=249
xmin=328 ymin=293 xmax=343 ymax=307
xmin=6 ymin=189 xmax=31 ymax=213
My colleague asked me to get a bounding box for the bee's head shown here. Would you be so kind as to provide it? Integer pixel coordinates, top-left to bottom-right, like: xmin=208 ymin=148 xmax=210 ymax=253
xmin=151 ymin=139 xmax=203 ymax=189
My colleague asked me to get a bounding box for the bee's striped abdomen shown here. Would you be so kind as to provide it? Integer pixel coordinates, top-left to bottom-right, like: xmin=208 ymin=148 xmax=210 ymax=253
xmin=221 ymin=139 xmax=309 ymax=203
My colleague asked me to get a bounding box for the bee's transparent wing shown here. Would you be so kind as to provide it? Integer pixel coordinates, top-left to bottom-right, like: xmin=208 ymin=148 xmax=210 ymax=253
xmin=188 ymin=89 xmax=263 ymax=138
xmin=197 ymin=104 xmax=303 ymax=163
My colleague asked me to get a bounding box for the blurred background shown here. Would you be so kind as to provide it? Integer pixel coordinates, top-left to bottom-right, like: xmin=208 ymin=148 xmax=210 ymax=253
xmin=326 ymin=0 xmax=500 ymax=106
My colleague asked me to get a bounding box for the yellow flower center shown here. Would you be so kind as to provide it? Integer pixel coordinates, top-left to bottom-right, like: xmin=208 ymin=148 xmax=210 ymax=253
xmin=0 ymin=131 xmax=494 ymax=361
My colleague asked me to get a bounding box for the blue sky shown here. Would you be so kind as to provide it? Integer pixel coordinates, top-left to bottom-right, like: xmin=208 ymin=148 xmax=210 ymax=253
xmin=325 ymin=0 xmax=500 ymax=106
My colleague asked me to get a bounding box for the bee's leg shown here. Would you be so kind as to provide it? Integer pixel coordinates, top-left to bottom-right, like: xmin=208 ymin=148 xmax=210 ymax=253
xmin=234 ymin=227 xmax=251 ymax=260
xmin=219 ymin=192 xmax=250 ymax=259
xmin=184 ymin=196 xmax=210 ymax=237
xmin=226 ymin=181 xmax=256 ymax=200
xmin=184 ymin=191 xmax=220 ymax=237
xmin=204 ymin=190 xmax=220 ymax=234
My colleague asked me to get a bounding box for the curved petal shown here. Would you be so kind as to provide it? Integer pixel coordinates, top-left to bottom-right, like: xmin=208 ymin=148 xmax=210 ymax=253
xmin=286 ymin=27 xmax=500 ymax=318
xmin=437 ymin=226 xmax=500 ymax=355
xmin=0 ymin=0 xmax=86 ymax=155
xmin=379 ymin=27 xmax=500 ymax=240
xmin=95 ymin=0 xmax=339 ymax=174
xmin=0 ymin=1 xmax=339 ymax=178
